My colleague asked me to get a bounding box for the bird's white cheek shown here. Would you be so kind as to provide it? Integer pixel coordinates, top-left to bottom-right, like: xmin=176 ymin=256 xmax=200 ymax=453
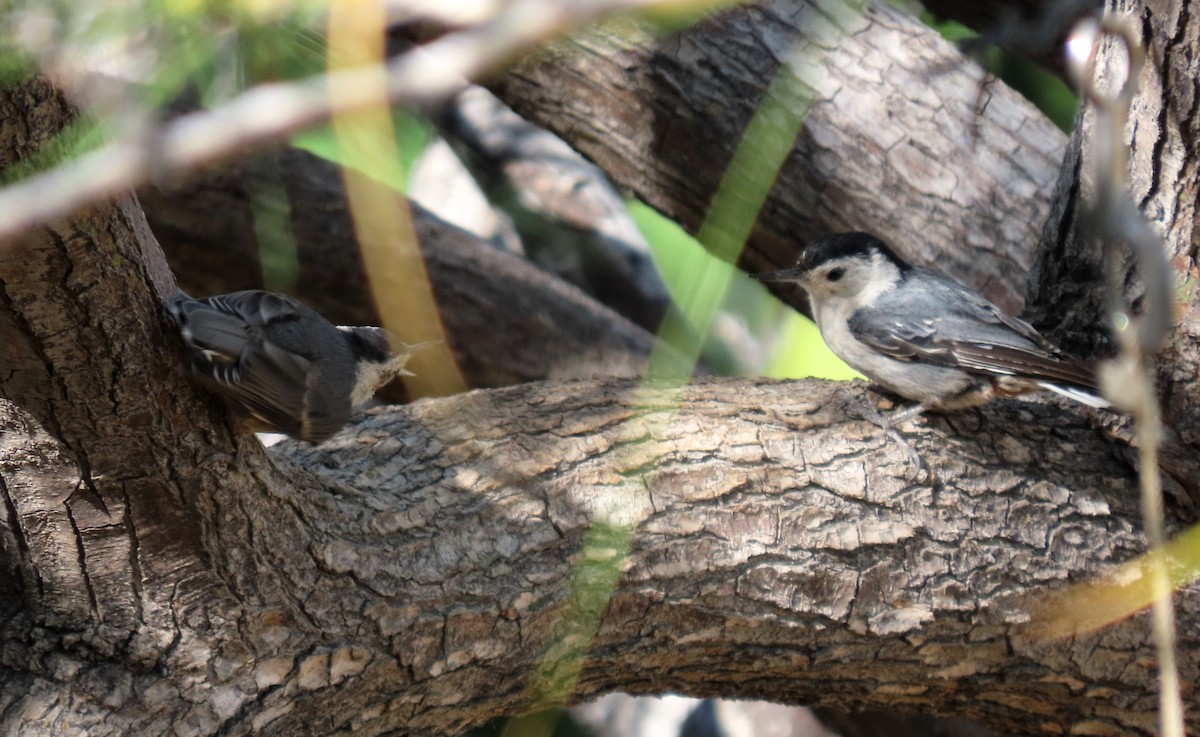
xmin=801 ymin=282 xmax=827 ymax=300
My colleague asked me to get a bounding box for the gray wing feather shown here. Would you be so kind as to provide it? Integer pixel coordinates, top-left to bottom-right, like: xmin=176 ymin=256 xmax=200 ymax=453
xmin=171 ymin=291 xmax=307 ymax=361
xmin=848 ymin=271 xmax=1100 ymax=391
xmin=171 ymin=291 xmax=352 ymax=441
xmin=190 ymin=342 xmax=311 ymax=437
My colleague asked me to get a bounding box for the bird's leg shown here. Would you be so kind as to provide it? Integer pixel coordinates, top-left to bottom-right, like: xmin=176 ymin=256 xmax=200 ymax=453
xmin=880 ymin=399 xmax=938 ymax=428
xmin=843 ymin=388 xmax=938 ymax=430
xmin=852 ymin=383 xmax=1001 ymax=475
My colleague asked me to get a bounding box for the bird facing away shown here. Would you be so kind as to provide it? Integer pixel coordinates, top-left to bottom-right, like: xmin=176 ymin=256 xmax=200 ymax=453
xmin=753 ymin=232 xmax=1106 ymax=415
xmin=169 ymin=290 xmax=415 ymax=443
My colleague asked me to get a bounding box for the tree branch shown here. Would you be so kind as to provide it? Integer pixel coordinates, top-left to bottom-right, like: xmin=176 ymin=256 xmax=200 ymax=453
xmin=0 ymin=0 xmax=733 ymax=244
xmin=491 ymin=0 xmax=1067 ymax=314
xmin=180 ymin=378 xmax=1200 ymax=735
xmin=143 ymin=147 xmax=679 ymax=389
xmin=431 ymin=85 xmax=677 ymax=335
xmin=4 ymin=373 xmax=1193 ymax=735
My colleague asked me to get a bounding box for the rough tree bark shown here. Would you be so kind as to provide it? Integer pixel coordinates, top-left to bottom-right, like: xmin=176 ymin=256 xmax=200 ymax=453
xmin=1028 ymin=0 xmax=1200 ymax=446
xmin=2 ymin=1 xmax=1199 ymax=736
xmin=5 ymin=314 xmax=1199 ymax=736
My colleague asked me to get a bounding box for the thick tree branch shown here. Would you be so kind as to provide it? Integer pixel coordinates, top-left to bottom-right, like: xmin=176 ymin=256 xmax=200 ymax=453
xmin=492 ymin=0 xmax=1067 ymax=314
xmin=4 ymin=374 xmax=1194 ymax=736
xmin=143 ymin=147 xmax=677 ymax=389
xmin=185 ymin=380 xmax=1200 ymax=736
xmin=432 ymin=85 xmax=677 ymax=336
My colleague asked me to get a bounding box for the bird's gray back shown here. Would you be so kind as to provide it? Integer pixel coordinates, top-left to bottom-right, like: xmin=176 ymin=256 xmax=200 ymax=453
xmin=172 ymin=290 xmax=359 ymax=441
xmin=848 ymin=268 xmax=1098 ymax=392
xmin=884 ymin=270 xmax=1045 ymax=350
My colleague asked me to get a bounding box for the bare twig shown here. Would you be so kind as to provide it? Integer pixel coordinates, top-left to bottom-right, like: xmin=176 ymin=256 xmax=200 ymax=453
xmin=0 ymin=0 xmax=734 ymax=242
xmin=1065 ymin=12 xmax=1183 ymax=737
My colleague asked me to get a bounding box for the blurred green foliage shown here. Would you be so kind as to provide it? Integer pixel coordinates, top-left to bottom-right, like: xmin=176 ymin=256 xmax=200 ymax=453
xmin=627 ymin=201 xmax=859 ymax=380
xmin=995 ymin=51 xmax=1078 ymax=132
xmin=292 ymin=114 xmax=433 ymax=194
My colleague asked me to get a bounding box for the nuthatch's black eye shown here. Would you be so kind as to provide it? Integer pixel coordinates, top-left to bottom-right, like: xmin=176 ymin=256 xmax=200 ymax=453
xmin=826 ymin=267 xmax=845 ymax=282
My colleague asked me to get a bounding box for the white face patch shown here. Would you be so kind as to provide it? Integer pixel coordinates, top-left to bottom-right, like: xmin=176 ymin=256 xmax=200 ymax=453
xmin=351 ymin=360 xmax=394 ymax=406
xmin=350 ymin=357 xmax=413 ymax=406
xmin=802 ymin=251 xmax=901 ymax=307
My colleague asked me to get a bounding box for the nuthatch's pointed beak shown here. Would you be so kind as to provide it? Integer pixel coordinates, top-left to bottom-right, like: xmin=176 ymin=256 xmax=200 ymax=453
xmin=750 ymin=266 xmax=806 ymax=283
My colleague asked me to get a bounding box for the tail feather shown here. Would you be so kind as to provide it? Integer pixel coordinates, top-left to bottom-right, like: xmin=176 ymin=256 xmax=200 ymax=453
xmin=1038 ymin=381 xmax=1110 ymax=409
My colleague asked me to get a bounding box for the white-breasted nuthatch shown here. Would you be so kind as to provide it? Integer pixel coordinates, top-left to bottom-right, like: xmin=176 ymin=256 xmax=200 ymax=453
xmin=169 ymin=290 xmax=415 ymax=443
xmin=753 ymin=232 xmax=1107 ymax=416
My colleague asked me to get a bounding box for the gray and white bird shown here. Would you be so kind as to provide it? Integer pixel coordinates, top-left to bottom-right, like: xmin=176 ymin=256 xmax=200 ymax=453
xmin=753 ymin=232 xmax=1106 ymax=416
xmin=169 ymin=290 xmax=415 ymax=443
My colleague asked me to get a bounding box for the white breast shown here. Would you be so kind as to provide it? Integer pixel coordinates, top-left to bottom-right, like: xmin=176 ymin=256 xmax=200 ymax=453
xmin=812 ymin=298 xmax=973 ymax=402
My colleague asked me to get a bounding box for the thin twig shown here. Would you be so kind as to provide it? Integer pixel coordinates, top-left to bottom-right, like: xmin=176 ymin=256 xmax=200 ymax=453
xmin=0 ymin=0 xmax=730 ymax=242
xmin=1067 ymin=13 xmax=1184 ymax=737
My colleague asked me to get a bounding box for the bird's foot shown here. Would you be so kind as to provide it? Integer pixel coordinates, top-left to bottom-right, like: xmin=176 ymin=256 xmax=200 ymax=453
xmin=840 ymin=389 xmax=931 ymax=477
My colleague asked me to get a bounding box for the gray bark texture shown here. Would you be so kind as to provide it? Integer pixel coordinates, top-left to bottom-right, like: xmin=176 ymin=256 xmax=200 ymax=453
xmin=5 ymin=339 xmax=1199 ymax=736
xmin=431 ymin=85 xmax=677 ymax=336
xmin=3 ymin=0 xmax=1200 ymax=736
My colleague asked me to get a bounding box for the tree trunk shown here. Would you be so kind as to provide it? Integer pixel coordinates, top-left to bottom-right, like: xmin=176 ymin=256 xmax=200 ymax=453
xmin=5 ymin=361 xmax=1196 ymax=735
xmin=1029 ymin=0 xmax=1200 ymax=448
